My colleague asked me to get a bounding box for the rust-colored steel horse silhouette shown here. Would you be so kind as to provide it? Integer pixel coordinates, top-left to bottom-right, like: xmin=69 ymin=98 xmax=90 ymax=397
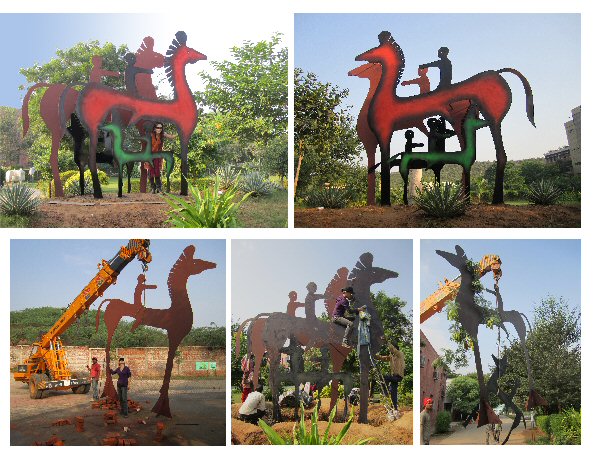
xmin=72 ymin=31 xmax=205 ymax=198
xmin=355 ymin=32 xmax=535 ymax=205
xmin=235 ymin=252 xmax=398 ymax=420
xmin=95 ymin=245 xmax=216 ymax=417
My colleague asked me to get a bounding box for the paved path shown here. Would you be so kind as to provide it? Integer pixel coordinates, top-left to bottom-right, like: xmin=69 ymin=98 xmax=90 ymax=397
xmin=430 ymin=415 xmax=529 ymax=445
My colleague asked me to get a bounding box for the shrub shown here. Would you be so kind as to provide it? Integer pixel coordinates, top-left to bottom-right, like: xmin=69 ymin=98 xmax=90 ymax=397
xmin=258 ymin=403 xmax=371 ymax=445
xmin=162 ymin=175 xmax=252 ymax=228
xmin=313 ymin=383 xmax=345 ymax=399
xmin=435 ymin=410 xmax=451 ymax=433
xmin=536 ymin=415 xmax=550 ymax=434
xmin=414 ymin=182 xmax=468 ymax=218
xmin=240 ymin=171 xmax=276 ymax=197
xmin=0 ymin=184 xmax=40 ymax=216
xmin=304 ymin=185 xmax=349 ymax=209
xmin=526 ymin=179 xmax=564 ymax=205
xmin=64 ymin=170 xmax=109 ymax=196
xmin=536 ymin=410 xmax=580 ymax=445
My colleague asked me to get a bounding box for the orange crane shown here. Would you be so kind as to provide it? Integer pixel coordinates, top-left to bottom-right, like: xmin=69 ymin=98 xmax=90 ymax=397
xmin=14 ymin=239 xmax=152 ymax=399
xmin=420 ymin=254 xmax=502 ymax=324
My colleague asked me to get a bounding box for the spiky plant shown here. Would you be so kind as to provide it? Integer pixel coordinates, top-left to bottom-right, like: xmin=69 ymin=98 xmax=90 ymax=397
xmin=216 ymin=165 xmax=241 ymax=190
xmin=162 ymin=175 xmax=252 ymax=228
xmin=240 ymin=172 xmax=275 ymax=197
xmin=258 ymin=403 xmax=371 ymax=445
xmin=526 ymin=179 xmax=564 ymax=205
xmin=0 ymin=184 xmax=40 ymax=216
xmin=414 ymin=182 xmax=469 ymax=218
xmin=304 ymin=185 xmax=348 ymax=209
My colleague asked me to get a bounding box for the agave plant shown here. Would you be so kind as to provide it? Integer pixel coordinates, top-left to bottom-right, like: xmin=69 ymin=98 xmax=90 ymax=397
xmin=414 ymin=182 xmax=468 ymax=218
xmin=258 ymin=403 xmax=371 ymax=445
xmin=304 ymin=185 xmax=348 ymax=209
xmin=215 ymin=165 xmax=241 ymax=190
xmin=162 ymin=175 xmax=251 ymax=228
xmin=526 ymin=179 xmax=564 ymax=205
xmin=0 ymin=184 xmax=40 ymax=216
xmin=240 ymin=172 xmax=275 ymax=197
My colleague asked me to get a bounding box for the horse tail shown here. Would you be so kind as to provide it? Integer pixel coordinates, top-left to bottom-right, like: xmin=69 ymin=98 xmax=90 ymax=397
xmin=520 ymin=312 xmax=532 ymax=332
xmin=22 ymin=83 xmax=51 ymax=137
xmin=497 ymin=68 xmax=535 ymax=127
xmin=235 ymin=314 xmax=271 ymax=358
xmin=95 ymin=299 xmax=112 ymax=332
xmin=58 ymin=82 xmax=87 ymax=135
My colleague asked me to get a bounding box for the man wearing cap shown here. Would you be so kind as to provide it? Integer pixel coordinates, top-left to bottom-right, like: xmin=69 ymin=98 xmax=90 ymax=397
xmin=332 ymin=287 xmax=365 ymax=348
xmin=421 ymin=397 xmax=434 ymax=444
xmin=86 ymin=357 xmax=102 ymax=401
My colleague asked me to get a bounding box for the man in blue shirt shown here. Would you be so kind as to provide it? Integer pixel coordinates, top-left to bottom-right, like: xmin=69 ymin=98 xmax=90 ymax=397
xmin=110 ymin=357 xmax=132 ymax=417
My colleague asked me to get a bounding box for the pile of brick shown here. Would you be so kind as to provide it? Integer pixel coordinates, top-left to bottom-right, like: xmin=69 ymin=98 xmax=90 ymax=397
xmin=92 ymin=398 xmax=143 ymax=412
xmin=103 ymin=411 xmax=119 ymax=425
xmin=155 ymin=422 xmax=165 ymax=442
xmin=75 ymin=416 xmax=85 ymax=433
xmin=51 ymin=419 xmax=72 ymax=426
xmin=102 ymin=437 xmax=137 ymax=446
xmin=34 ymin=436 xmax=64 ymax=446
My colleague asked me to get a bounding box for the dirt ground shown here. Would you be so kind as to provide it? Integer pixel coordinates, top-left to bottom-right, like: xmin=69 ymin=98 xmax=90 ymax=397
xmin=294 ymin=203 xmax=580 ymax=228
xmin=231 ymin=398 xmax=412 ymax=445
xmin=30 ymin=193 xmax=171 ymax=228
xmin=10 ymin=377 xmax=226 ymax=446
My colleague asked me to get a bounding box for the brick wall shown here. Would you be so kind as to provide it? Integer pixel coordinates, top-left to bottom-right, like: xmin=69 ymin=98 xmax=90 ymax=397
xmin=419 ymin=331 xmax=447 ymax=420
xmin=10 ymin=345 xmax=225 ymax=378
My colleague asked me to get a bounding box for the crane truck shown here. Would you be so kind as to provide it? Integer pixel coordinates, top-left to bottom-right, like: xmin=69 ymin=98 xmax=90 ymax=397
xmin=13 ymin=239 xmax=152 ymax=399
xmin=420 ymin=254 xmax=502 ymax=323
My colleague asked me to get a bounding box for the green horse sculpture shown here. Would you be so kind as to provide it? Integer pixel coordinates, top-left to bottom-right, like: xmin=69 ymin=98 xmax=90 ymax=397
xmin=100 ymin=122 xmax=177 ymax=197
xmin=396 ymin=106 xmax=489 ymax=204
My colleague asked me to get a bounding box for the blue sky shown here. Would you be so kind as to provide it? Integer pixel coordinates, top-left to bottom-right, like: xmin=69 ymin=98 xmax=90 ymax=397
xmin=10 ymin=239 xmax=226 ymax=327
xmin=231 ymin=239 xmax=412 ymax=324
xmin=420 ymin=239 xmax=580 ymax=374
xmin=0 ymin=12 xmax=286 ymax=107
xmin=295 ymin=13 xmax=580 ymax=164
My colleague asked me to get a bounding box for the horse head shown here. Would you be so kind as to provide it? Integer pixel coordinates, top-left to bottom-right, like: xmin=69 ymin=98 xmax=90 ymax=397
xmin=355 ymin=31 xmax=405 ymax=79
xmin=180 ymin=245 xmax=217 ymax=276
xmin=436 ymin=245 xmax=469 ymax=274
xmin=491 ymin=354 xmax=508 ymax=378
xmin=349 ymin=252 xmax=399 ymax=293
xmin=165 ymin=31 xmax=207 ymax=71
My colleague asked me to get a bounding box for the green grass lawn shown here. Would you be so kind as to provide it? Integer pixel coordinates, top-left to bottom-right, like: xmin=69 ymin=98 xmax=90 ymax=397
xmin=238 ymin=189 xmax=288 ymax=228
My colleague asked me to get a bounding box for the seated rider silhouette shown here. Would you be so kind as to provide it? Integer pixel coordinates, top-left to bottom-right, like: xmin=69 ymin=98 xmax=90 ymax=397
xmin=130 ymin=274 xmax=157 ymax=331
xmin=401 ymin=67 xmax=431 ymax=94
xmin=419 ymin=47 xmax=452 ymax=91
xmin=332 ymin=286 xmax=366 ymax=348
xmin=286 ymin=290 xmax=304 ymax=317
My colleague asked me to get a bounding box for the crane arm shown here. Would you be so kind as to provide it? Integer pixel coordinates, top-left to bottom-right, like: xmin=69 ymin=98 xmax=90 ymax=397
xmin=420 ymin=254 xmax=502 ymax=324
xmin=38 ymin=239 xmax=152 ymax=349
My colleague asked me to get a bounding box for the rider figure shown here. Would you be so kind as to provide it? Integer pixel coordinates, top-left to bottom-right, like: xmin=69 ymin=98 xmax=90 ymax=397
xmin=332 ymin=286 xmax=365 ymax=348
xmin=420 ymin=47 xmax=452 ymax=91
xmin=130 ymin=274 xmax=157 ymax=331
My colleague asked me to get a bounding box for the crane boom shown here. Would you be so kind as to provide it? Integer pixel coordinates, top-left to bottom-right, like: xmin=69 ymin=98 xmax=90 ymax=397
xmin=14 ymin=239 xmax=152 ymax=398
xmin=420 ymin=254 xmax=502 ymax=324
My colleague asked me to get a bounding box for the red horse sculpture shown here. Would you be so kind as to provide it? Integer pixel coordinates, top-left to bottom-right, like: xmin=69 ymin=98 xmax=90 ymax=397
xmin=73 ymin=31 xmax=205 ymax=198
xmin=356 ymin=32 xmax=535 ymax=205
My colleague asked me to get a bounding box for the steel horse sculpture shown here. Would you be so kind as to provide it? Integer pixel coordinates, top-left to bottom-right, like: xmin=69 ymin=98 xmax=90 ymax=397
xmin=95 ymin=245 xmax=216 ymax=417
xmin=355 ymin=32 xmax=535 ymax=205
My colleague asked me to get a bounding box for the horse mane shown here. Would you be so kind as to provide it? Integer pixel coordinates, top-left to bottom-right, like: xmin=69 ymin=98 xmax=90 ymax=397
xmin=164 ymin=31 xmax=188 ymax=91
xmin=166 ymin=245 xmax=193 ymax=301
xmin=324 ymin=267 xmax=349 ymax=318
xmin=385 ymin=33 xmax=405 ymax=89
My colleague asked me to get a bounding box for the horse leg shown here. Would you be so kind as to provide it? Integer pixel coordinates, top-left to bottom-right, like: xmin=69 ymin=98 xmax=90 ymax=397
xmin=379 ymin=139 xmax=391 ymax=206
xmin=358 ymin=344 xmax=371 ymax=423
xmin=402 ymin=168 xmax=409 ymax=205
xmin=152 ymin=344 xmax=177 ymax=418
xmin=180 ymin=136 xmax=189 ymax=196
xmin=490 ymin=123 xmax=506 ymax=204
xmin=126 ymin=162 xmax=133 ymax=193
xmin=366 ymin=146 xmax=376 ymax=206
xmin=88 ymin=132 xmax=103 ymax=198
xmin=102 ymin=313 xmax=119 ymax=400
xmin=269 ymin=359 xmax=281 ymax=422
xmin=50 ymin=135 xmax=64 ymax=197
xmin=463 ymin=166 xmax=471 ymax=202
xmin=472 ymin=338 xmax=501 ymax=427
xmin=118 ymin=164 xmax=123 ymax=198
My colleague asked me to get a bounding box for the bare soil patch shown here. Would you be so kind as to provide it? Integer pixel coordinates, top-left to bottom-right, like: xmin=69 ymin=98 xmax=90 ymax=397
xmin=295 ymin=203 xmax=580 ymax=228
xmin=231 ymin=398 xmax=412 ymax=445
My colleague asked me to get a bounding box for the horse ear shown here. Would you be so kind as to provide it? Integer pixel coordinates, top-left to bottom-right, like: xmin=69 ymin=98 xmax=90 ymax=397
xmin=183 ymin=245 xmax=196 ymax=257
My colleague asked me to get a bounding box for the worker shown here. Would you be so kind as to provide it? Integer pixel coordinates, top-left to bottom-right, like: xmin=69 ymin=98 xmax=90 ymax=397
xmin=86 ymin=356 xmax=102 ymax=401
xmin=238 ymin=381 xmax=266 ymax=425
xmin=421 ymin=397 xmax=434 ymax=445
xmin=110 ymin=357 xmax=132 ymax=417
xmin=332 ymin=286 xmax=365 ymax=348
xmin=377 ymin=337 xmax=406 ymax=417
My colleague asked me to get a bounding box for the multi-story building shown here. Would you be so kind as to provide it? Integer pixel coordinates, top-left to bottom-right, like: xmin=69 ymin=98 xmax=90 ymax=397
xmin=420 ymin=330 xmax=447 ymax=419
xmin=565 ymin=105 xmax=581 ymax=175
xmin=544 ymin=146 xmax=571 ymax=163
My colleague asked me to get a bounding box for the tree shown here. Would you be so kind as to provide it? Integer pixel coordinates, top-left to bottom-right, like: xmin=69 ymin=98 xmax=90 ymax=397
xmin=484 ymin=161 xmax=526 ymax=200
xmin=446 ymin=375 xmax=480 ymax=415
xmin=0 ymin=107 xmax=33 ymax=167
xmin=294 ymin=69 xmax=361 ymax=195
xmin=499 ymin=296 xmax=580 ymax=413
xmin=198 ymin=34 xmax=287 ymax=146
